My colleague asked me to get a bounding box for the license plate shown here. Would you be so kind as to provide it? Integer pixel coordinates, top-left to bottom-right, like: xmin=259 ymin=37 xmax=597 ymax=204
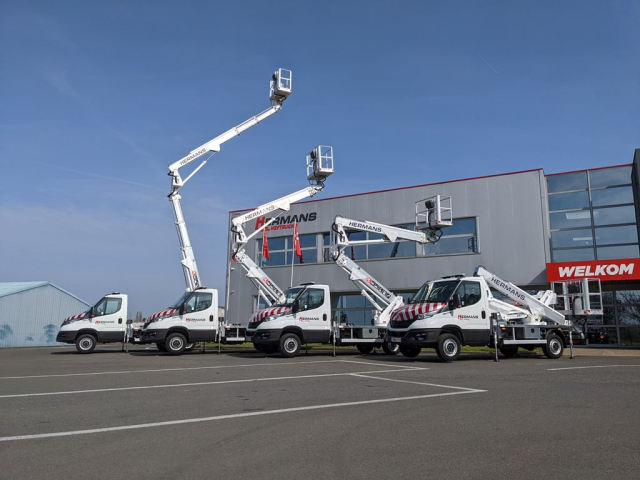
xmin=390 ymin=337 xmax=401 ymax=343
xmin=245 ymin=336 xmax=253 ymax=342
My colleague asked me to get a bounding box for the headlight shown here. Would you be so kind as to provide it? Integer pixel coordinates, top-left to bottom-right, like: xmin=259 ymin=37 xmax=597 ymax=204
xmin=263 ymin=313 xmax=284 ymax=322
xmin=415 ymin=312 xmax=436 ymax=321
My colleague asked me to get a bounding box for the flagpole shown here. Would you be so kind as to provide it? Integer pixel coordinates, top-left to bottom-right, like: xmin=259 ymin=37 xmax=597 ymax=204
xmin=290 ymin=221 xmax=296 ymax=287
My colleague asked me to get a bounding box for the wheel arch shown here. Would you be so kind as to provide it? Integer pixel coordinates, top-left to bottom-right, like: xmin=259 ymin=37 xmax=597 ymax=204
xmin=75 ymin=329 xmax=99 ymax=341
xmin=440 ymin=325 xmax=464 ymax=344
xmin=167 ymin=327 xmax=191 ymax=342
xmin=281 ymin=326 xmax=305 ymax=344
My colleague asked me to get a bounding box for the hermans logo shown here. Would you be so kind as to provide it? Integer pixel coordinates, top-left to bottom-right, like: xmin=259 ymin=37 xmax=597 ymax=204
xmin=94 ymin=320 xmax=115 ymax=324
xmin=298 ymin=317 xmax=319 ymax=322
xmin=366 ymin=277 xmax=392 ymax=300
xmin=179 ymin=147 xmax=207 ymax=167
xmin=457 ymin=314 xmax=478 ymax=321
xmin=489 ymin=277 xmax=526 ymax=301
xmin=185 ymin=318 xmax=205 ymax=323
xmin=255 ymin=213 xmax=317 ymax=231
xmin=346 ymin=221 xmax=382 ymax=233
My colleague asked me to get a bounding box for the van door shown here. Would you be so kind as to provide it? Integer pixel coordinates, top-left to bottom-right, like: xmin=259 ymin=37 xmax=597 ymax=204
xmin=295 ymin=287 xmax=330 ymax=343
xmin=451 ymin=280 xmax=490 ymax=345
xmin=91 ymin=296 xmax=126 ymax=341
xmin=181 ymin=290 xmax=217 ymax=341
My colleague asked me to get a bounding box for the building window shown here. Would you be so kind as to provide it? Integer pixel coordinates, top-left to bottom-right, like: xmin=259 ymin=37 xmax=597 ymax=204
xmin=257 ymin=233 xmax=317 ymax=266
xmin=584 ymin=289 xmax=640 ymax=347
xmin=548 ymin=166 xmax=638 ymax=262
xmin=423 ymin=218 xmax=478 ymax=256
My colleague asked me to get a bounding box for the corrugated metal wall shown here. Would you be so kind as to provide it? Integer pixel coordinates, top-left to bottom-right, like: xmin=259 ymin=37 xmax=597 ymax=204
xmin=0 ymin=285 xmax=89 ymax=348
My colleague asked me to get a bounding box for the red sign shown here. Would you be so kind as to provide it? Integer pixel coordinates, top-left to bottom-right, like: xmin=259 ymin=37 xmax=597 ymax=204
xmin=546 ymin=258 xmax=640 ymax=282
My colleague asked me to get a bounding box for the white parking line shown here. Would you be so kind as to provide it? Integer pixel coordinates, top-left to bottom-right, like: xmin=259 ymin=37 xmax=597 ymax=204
xmin=0 ymin=367 xmax=427 ymax=399
xmin=339 ymin=360 xmax=426 ymax=369
xmin=0 ymin=389 xmax=485 ymax=442
xmin=350 ymin=374 xmax=486 ymax=392
xmin=0 ymin=359 xmax=347 ymax=380
xmin=548 ymin=365 xmax=640 ymax=371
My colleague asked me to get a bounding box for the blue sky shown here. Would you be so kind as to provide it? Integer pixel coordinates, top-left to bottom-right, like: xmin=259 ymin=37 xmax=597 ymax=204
xmin=1 ymin=0 xmax=638 ymax=316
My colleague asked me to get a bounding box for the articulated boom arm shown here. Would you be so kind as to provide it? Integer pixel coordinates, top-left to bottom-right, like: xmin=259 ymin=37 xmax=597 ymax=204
xmin=230 ymin=145 xmax=334 ymax=306
xmin=332 ymin=251 xmax=404 ymax=327
xmin=473 ymin=266 xmax=567 ymax=325
xmin=229 ymin=185 xmax=324 ymax=307
xmin=231 ymin=185 xmax=324 ymax=249
xmin=330 ymin=196 xmax=452 ymax=327
xmin=232 ymin=250 xmax=285 ymax=307
xmin=167 ymin=69 xmax=292 ymax=292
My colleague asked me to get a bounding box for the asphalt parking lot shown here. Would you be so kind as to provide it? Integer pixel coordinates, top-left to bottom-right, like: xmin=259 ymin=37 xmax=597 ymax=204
xmin=1 ymin=345 xmax=639 ymax=480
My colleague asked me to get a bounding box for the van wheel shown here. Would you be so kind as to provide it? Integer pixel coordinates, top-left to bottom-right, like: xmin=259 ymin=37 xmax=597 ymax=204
xmin=542 ymin=333 xmax=564 ymax=359
xmin=165 ymin=333 xmax=187 ymax=355
xmin=76 ymin=334 xmax=96 ymax=354
xmin=279 ymin=333 xmax=301 ymax=358
xmin=399 ymin=346 xmax=421 ymax=358
xmin=184 ymin=343 xmax=195 ymax=351
xmin=253 ymin=343 xmax=263 ymax=352
xmin=436 ymin=334 xmax=461 ymax=362
xmin=382 ymin=342 xmax=400 ymax=355
xmin=156 ymin=343 xmax=167 ymax=352
xmin=499 ymin=346 xmax=519 ymax=357
xmin=356 ymin=345 xmax=374 ymax=354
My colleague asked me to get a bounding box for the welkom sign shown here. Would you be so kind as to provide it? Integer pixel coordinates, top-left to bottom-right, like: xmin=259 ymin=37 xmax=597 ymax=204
xmin=546 ymin=258 xmax=640 ymax=282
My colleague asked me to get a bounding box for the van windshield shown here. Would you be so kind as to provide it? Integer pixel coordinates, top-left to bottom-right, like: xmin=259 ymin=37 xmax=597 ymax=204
xmin=272 ymin=287 xmax=305 ymax=307
xmin=169 ymin=292 xmax=192 ymax=309
xmin=409 ymin=280 xmax=459 ymax=304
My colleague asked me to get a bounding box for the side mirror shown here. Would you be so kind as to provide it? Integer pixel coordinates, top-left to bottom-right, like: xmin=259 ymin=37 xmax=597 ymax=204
xmin=88 ymin=307 xmax=95 ymax=318
xmin=179 ymin=304 xmax=185 ymax=315
xmin=448 ymin=293 xmax=462 ymax=311
xmin=292 ymin=301 xmax=299 ymax=314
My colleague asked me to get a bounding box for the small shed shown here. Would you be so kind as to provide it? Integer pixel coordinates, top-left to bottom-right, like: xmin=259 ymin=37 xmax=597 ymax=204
xmin=0 ymin=282 xmax=90 ymax=348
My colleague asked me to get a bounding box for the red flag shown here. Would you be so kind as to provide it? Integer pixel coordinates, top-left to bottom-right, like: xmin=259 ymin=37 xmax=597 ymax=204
xmin=293 ymin=223 xmax=303 ymax=263
xmin=262 ymin=228 xmax=270 ymax=260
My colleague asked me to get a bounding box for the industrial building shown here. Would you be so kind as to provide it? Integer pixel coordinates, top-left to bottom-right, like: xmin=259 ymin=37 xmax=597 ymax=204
xmin=0 ymin=282 xmax=89 ymax=348
xmin=226 ymin=149 xmax=640 ymax=348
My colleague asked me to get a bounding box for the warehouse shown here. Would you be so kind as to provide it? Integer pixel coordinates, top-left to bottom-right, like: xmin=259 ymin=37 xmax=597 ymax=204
xmin=0 ymin=282 xmax=89 ymax=348
xmin=226 ymin=149 xmax=640 ymax=348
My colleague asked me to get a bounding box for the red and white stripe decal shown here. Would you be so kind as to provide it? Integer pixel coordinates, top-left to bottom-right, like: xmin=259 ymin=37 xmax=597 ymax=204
xmin=147 ymin=308 xmax=176 ymax=321
xmin=250 ymin=306 xmax=290 ymax=323
xmin=64 ymin=312 xmax=87 ymax=321
xmin=390 ymin=303 xmax=445 ymax=322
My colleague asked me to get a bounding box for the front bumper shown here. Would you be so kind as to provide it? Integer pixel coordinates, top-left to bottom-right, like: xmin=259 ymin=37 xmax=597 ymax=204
xmin=386 ymin=328 xmax=440 ymax=348
xmin=141 ymin=329 xmax=169 ymax=344
xmin=56 ymin=331 xmax=76 ymax=344
xmin=250 ymin=329 xmax=281 ymax=347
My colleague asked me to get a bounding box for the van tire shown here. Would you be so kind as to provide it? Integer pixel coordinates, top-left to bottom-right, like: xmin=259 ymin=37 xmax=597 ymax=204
xmin=356 ymin=345 xmax=374 ymax=354
xmin=156 ymin=343 xmax=167 ymax=352
xmin=436 ymin=333 xmax=461 ymax=362
xmin=184 ymin=343 xmax=195 ymax=351
xmin=542 ymin=333 xmax=564 ymax=359
xmin=165 ymin=333 xmax=187 ymax=355
xmin=399 ymin=346 xmax=421 ymax=358
xmin=76 ymin=334 xmax=96 ymax=354
xmin=382 ymin=342 xmax=400 ymax=355
xmin=279 ymin=333 xmax=301 ymax=358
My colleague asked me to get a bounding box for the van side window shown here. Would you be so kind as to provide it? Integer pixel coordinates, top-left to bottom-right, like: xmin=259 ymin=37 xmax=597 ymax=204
xmin=458 ymin=281 xmax=482 ymax=307
xmin=94 ymin=298 xmax=122 ymax=316
xmin=299 ymin=289 xmax=324 ymax=312
xmin=185 ymin=293 xmax=212 ymax=313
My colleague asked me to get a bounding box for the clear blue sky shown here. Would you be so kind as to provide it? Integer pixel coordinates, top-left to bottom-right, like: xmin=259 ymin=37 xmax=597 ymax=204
xmin=1 ymin=0 xmax=638 ymax=316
